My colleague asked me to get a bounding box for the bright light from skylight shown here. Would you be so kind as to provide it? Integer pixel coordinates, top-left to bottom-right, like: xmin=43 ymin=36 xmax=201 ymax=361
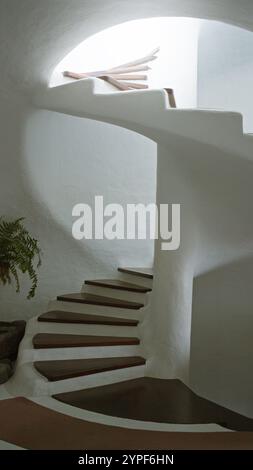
xmin=51 ymin=17 xmax=201 ymax=107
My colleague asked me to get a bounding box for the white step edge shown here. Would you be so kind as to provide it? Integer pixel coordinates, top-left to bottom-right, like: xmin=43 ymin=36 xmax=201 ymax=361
xmin=82 ymin=283 xmax=149 ymax=304
xmin=31 ymin=396 xmax=233 ymax=433
xmin=117 ymin=271 xmax=153 ymax=289
xmin=0 ymin=440 xmax=24 ymax=450
xmin=7 ymin=362 xmax=145 ymax=396
xmin=0 ymin=385 xmax=12 ymax=400
xmin=27 ymin=316 xmax=140 ymax=338
xmin=17 ymin=334 xmax=143 ymax=364
xmin=48 ymin=300 xmax=146 ymax=320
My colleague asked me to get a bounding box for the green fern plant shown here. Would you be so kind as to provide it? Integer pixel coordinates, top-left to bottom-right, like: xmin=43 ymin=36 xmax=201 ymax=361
xmin=0 ymin=217 xmax=42 ymax=299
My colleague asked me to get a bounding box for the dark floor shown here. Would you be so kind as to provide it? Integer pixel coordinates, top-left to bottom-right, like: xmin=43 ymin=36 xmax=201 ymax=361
xmin=54 ymin=378 xmax=253 ymax=431
xmin=1 ymin=397 xmax=253 ymax=449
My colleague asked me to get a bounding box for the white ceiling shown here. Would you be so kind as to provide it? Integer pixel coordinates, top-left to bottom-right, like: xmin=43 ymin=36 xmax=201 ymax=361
xmin=1 ymin=0 xmax=253 ymax=93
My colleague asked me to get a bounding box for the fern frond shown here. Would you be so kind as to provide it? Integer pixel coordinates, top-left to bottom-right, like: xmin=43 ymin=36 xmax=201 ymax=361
xmin=0 ymin=217 xmax=42 ymax=299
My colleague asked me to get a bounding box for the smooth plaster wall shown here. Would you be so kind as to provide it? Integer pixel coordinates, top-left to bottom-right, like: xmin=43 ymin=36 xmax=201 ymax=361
xmin=189 ymin=19 xmax=253 ymax=416
xmin=198 ymin=20 xmax=253 ymax=132
xmin=143 ymin=145 xmax=197 ymax=383
xmin=190 ymin=257 xmax=253 ymax=418
xmin=0 ymin=92 xmax=156 ymax=321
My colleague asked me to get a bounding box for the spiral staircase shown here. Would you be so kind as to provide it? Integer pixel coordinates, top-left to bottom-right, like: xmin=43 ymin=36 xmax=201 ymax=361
xmin=7 ymin=266 xmax=152 ymax=398
xmin=1 ymin=77 xmax=253 ymax=449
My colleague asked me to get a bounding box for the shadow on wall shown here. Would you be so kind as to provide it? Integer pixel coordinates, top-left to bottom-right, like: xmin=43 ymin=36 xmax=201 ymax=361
xmin=0 ymin=94 xmax=99 ymax=321
xmin=0 ymin=92 xmax=156 ymax=322
xmin=20 ymin=107 xmax=156 ymax=321
xmin=190 ymin=255 xmax=253 ymax=418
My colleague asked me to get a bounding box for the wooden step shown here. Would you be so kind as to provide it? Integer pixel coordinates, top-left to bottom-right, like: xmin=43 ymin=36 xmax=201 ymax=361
xmin=56 ymin=293 xmax=144 ymax=310
xmin=85 ymin=279 xmax=151 ymax=293
xmin=118 ymin=267 xmax=153 ymax=279
xmin=34 ymin=356 xmax=146 ymax=381
xmin=38 ymin=311 xmax=138 ymax=327
xmin=33 ymin=333 xmax=140 ymax=349
xmin=53 ymin=378 xmax=253 ymax=431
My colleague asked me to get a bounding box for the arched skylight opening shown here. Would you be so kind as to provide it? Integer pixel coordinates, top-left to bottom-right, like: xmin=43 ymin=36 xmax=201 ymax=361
xmin=51 ymin=17 xmax=201 ymax=108
xmin=51 ymin=16 xmax=253 ymax=128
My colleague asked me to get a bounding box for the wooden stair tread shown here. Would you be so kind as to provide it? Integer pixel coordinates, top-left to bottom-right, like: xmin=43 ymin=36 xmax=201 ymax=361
xmin=34 ymin=356 xmax=146 ymax=381
xmin=85 ymin=279 xmax=151 ymax=293
xmin=53 ymin=378 xmax=253 ymax=431
xmin=118 ymin=267 xmax=153 ymax=279
xmin=33 ymin=333 xmax=140 ymax=349
xmin=38 ymin=311 xmax=138 ymax=327
xmin=57 ymin=293 xmax=144 ymax=310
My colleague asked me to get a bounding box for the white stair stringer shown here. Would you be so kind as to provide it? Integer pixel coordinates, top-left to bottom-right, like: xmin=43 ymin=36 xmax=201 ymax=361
xmin=34 ymin=78 xmax=249 ymax=159
xmin=32 ymin=396 xmax=231 ymax=434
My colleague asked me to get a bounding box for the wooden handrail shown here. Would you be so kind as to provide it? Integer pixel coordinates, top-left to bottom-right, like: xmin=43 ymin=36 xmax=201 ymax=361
xmin=164 ymin=88 xmax=177 ymax=108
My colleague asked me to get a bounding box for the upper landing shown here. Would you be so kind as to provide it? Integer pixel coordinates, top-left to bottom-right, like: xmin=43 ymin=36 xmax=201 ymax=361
xmin=34 ymin=77 xmax=253 ymax=165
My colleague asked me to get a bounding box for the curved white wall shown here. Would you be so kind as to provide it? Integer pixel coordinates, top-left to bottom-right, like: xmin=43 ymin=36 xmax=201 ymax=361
xmin=191 ymin=257 xmax=253 ymax=417
xmin=190 ymin=19 xmax=253 ymax=416
xmin=198 ymin=20 xmax=253 ymax=132
xmin=0 ymin=100 xmax=156 ymax=321
xmin=24 ymin=108 xmax=157 ymax=275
